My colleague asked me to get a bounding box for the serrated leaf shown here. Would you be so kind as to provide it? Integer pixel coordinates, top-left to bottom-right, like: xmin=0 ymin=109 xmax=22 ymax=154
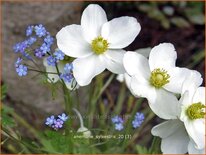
xmin=43 ymin=130 xmax=72 ymax=153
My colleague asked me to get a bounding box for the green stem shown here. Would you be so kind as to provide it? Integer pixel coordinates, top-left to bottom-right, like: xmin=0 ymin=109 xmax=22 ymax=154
xmin=114 ymin=83 xmax=126 ymax=114
xmin=28 ymin=68 xmax=59 ymax=75
xmin=88 ymin=74 xmax=115 ymax=127
xmin=55 ymin=64 xmax=73 ymax=153
xmin=2 ymin=128 xmax=42 ymax=153
xmin=72 ymin=108 xmax=84 ymax=128
xmin=28 ymin=60 xmax=54 ymax=83
xmin=54 ymin=64 xmax=72 ymax=114
xmin=75 ymin=90 xmax=80 ymax=110
xmin=149 ymin=136 xmax=161 ymax=153
xmin=9 ymin=109 xmax=39 ymax=139
xmin=122 ymin=98 xmax=144 ymax=148
xmin=127 ymin=112 xmax=155 ymax=147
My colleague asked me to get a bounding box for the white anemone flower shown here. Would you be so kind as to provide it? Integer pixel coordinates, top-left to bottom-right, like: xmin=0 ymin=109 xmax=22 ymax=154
xmin=123 ymin=43 xmax=192 ymax=119
xmin=56 ymin=4 xmax=141 ymax=86
xmin=180 ymin=87 xmax=205 ymax=150
xmin=117 ymin=47 xmax=151 ymax=89
xmin=152 ymin=120 xmax=205 ymax=154
xmin=151 ymin=71 xmax=205 ymax=154
xmin=43 ymin=58 xmax=79 ymax=90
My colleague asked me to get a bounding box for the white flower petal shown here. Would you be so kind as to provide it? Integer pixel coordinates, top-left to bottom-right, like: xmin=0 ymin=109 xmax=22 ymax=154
xmin=134 ymin=47 xmax=151 ymax=58
xmin=130 ymin=76 xmax=157 ymax=103
xmin=104 ymin=49 xmax=126 ymax=74
xmin=152 ymin=120 xmax=182 ymax=138
xmin=188 ymin=139 xmax=205 ymax=154
xmin=73 ymin=54 xmax=105 ymax=86
xmin=181 ymin=70 xmax=203 ymax=96
xmin=161 ymin=126 xmax=189 ymax=154
xmin=164 ymin=67 xmax=191 ymax=94
xmin=124 ymin=73 xmax=132 ymax=89
xmin=43 ymin=57 xmax=49 ymax=67
xmin=56 ymin=25 xmax=92 ymax=58
xmin=123 ymin=52 xmax=150 ymax=78
xmin=149 ymin=43 xmax=177 ymax=71
xmin=81 ymin=4 xmax=107 ymax=43
xmin=149 ymin=89 xmax=180 ymax=119
xmin=180 ymin=91 xmax=192 ymax=106
xmin=184 ymin=119 xmax=205 ymax=149
xmin=192 ymin=87 xmax=205 ymax=105
xmin=43 ymin=58 xmax=64 ymax=83
xmin=152 ymin=120 xmax=189 ymax=154
xmin=45 ymin=66 xmax=59 ymax=83
xmin=116 ymin=74 xmax=124 ymax=82
xmin=117 ymin=73 xmax=132 ymax=90
xmin=180 ymin=91 xmax=193 ymax=122
xmin=101 ymin=17 xmax=141 ymax=49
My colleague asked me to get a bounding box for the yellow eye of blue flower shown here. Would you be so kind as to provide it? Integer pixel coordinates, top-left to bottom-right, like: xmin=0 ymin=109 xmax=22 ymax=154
xmin=91 ymin=36 xmax=109 ymax=55
xmin=150 ymin=68 xmax=170 ymax=88
xmin=186 ymin=102 xmax=205 ymax=120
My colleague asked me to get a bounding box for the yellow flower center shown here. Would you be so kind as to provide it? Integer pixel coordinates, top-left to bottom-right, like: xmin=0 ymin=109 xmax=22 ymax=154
xmin=91 ymin=36 xmax=109 ymax=55
xmin=186 ymin=102 xmax=205 ymax=120
xmin=150 ymin=68 xmax=170 ymax=88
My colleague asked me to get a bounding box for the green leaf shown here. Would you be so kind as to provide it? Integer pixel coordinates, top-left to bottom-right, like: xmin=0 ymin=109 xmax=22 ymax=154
xmin=171 ymin=17 xmax=190 ymax=28
xmin=188 ymin=14 xmax=205 ymax=25
xmin=184 ymin=7 xmax=204 ymax=25
xmin=2 ymin=114 xmax=15 ymax=127
xmin=45 ymin=130 xmax=68 ymax=152
xmin=104 ymin=147 xmax=124 ymax=153
xmin=1 ymin=84 xmax=7 ymax=101
xmin=136 ymin=145 xmax=149 ymax=154
xmin=43 ymin=130 xmax=76 ymax=153
xmin=149 ymin=136 xmax=161 ymax=154
xmin=1 ymin=106 xmax=15 ymax=127
xmin=138 ymin=4 xmax=153 ymax=12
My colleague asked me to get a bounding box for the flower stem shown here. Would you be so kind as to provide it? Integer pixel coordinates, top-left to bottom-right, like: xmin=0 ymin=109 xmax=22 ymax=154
xmin=121 ymin=98 xmax=144 ymax=148
xmin=127 ymin=112 xmax=155 ymax=147
xmin=114 ymin=83 xmax=126 ymax=115
xmin=72 ymin=108 xmax=84 ymax=128
xmin=88 ymin=74 xmax=115 ymax=127
xmin=55 ymin=64 xmax=74 ymax=153
xmin=9 ymin=108 xmax=39 ymax=139
xmin=28 ymin=68 xmax=58 ymax=74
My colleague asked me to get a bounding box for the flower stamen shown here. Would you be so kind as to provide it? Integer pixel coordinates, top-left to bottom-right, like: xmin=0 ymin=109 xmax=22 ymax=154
xmin=150 ymin=68 xmax=170 ymax=88
xmin=186 ymin=102 xmax=205 ymax=120
xmin=91 ymin=36 xmax=109 ymax=55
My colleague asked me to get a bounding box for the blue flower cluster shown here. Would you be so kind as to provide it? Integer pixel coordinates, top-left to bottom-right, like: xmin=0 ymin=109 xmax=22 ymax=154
xmin=15 ymin=57 xmax=28 ymax=76
xmin=46 ymin=49 xmax=65 ymax=66
xmin=45 ymin=113 xmax=69 ymax=130
xmin=132 ymin=112 xmax=145 ymax=128
xmin=111 ymin=112 xmax=144 ymax=131
xmin=111 ymin=116 xmax=124 ymax=131
xmin=13 ymin=38 xmax=36 ymax=59
xmin=60 ymin=63 xmax=74 ymax=83
xmin=13 ymin=24 xmax=55 ymax=76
